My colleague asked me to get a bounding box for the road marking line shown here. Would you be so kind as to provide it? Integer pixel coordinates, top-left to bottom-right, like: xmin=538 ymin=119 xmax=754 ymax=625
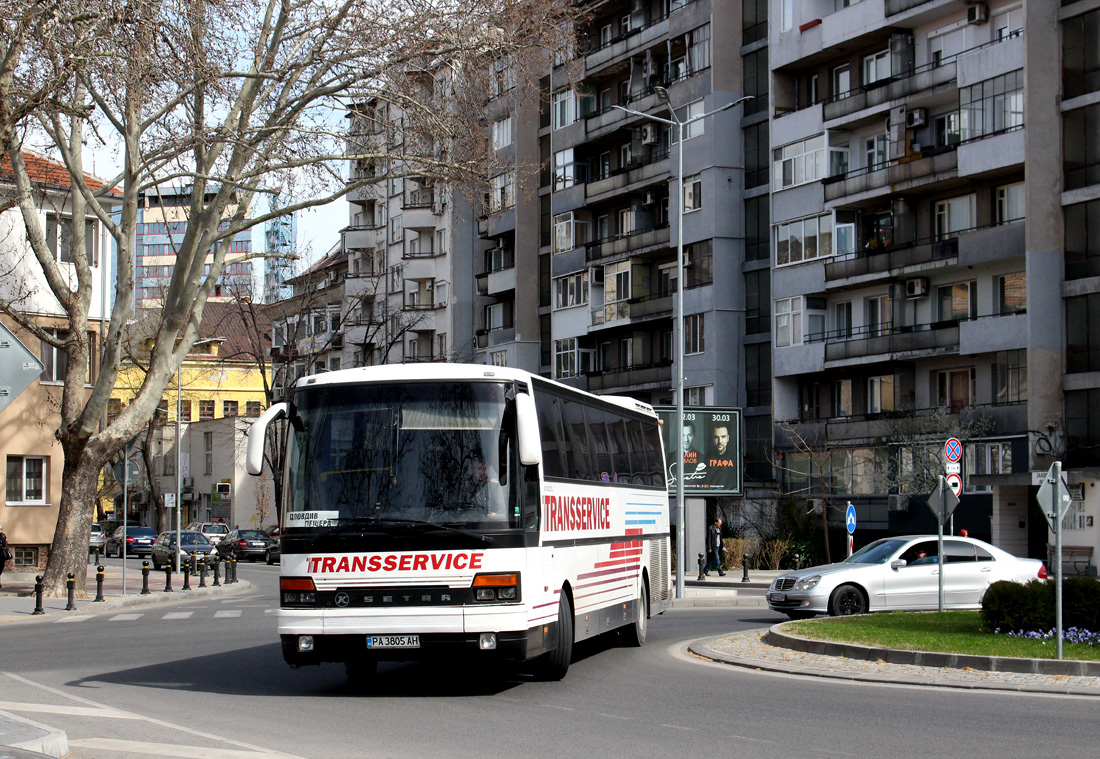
xmin=68 ymin=738 xmax=291 ymax=758
xmin=162 ymin=612 xmax=193 ymax=619
xmin=213 ymin=610 xmax=242 ymax=618
xmin=0 ymin=701 xmax=137 ymax=719
xmin=109 ymin=614 xmax=143 ymax=621
xmin=53 ymin=615 xmax=96 ymax=623
xmin=660 ymin=724 xmax=698 ymax=731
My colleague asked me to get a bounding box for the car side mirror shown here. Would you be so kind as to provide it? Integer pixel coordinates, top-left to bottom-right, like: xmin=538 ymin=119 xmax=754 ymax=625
xmin=891 ymin=559 xmax=907 ymax=570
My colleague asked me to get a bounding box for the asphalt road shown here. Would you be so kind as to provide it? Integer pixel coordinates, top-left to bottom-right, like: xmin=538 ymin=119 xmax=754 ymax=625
xmin=1 ymin=560 xmax=1096 ymax=759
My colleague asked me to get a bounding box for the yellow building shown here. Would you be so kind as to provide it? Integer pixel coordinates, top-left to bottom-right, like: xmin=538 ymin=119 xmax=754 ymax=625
xmin=108 ymin=302 xmax=271 ymax=525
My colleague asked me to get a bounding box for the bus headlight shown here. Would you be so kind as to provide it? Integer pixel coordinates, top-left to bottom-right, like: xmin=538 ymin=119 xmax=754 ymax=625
xmin=468 ymin=573 xmax=520 ymax=604
xmin=281 ymin=577 xmax=318 ymax=607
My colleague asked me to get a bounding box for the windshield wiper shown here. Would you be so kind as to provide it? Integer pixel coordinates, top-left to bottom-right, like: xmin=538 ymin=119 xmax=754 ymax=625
xmin=365 ymin=517 xmax=494 ymax=545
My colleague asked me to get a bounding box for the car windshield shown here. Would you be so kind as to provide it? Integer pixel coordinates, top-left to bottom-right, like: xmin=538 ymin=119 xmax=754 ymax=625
xmin=238 ymin=530 xmax=266 ymax=539
xmin=844 ymin=538 xmax=908 ymax=564
xmin=126 ymin=528 xmax=156 ymax=537
xmin=205 ymin=525 xmax=229 ymax=535
xmin=173 ymin=532 xmax=210 ymax=544
xmin=285 ymin=381 xmax=521 ymax=531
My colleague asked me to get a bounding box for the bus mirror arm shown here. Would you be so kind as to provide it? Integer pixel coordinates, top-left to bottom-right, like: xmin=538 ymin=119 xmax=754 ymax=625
xmin=515 ymin=393 xmax=542 ymax=468
xmin=245 ymin=402 xmax=288 ymax=475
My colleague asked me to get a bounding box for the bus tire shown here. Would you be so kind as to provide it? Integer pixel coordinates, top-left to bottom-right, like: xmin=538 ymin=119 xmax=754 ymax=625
xmin=541 ymin=593 xmax=573 ymax=680
xmin=620 ymin=578 xmax=649 ymax=647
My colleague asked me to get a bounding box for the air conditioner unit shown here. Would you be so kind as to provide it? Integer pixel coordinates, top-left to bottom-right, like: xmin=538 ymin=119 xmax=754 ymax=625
xmin=640 ymin=124 xmax=659 ymax=145
xmin=905 ymin=108 xmax=927 ymax=129
xmin=643 ymin=191 xmax=657 ymax=206
xmin=888 ymin=494 xmax=910 ymax=512
xmin=967 ymin=3 xmax=988 ymax=24
xmin=905 ymin=277 xmax=929 ymax=298
xmin=589 ymin=267 xmax=605 ymax=285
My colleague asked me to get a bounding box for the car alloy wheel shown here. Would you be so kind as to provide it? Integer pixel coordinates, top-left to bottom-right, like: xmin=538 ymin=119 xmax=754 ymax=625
xmin=829 ymin=583 xmax=867 ymax=616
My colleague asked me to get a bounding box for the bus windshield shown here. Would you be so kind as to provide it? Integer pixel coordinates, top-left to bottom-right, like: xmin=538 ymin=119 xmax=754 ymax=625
xmin=286 ymin=381 xmax=520 ymax=532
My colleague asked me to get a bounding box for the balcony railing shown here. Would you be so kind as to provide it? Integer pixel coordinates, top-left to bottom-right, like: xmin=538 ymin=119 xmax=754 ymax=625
xmin=584 ymin=222 xmax=670 ymax=263
xmin=821 ymin=320 xmax=960 ymax=362
xmin=403 ymin=190 xmax=435 ymax=210
xmin=825 ymin=235 xmax=959 ymax=281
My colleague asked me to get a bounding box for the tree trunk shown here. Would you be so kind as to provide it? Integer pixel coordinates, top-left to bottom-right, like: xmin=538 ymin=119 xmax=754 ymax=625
xmin=41 ymin=447 xmax=102 ymax=598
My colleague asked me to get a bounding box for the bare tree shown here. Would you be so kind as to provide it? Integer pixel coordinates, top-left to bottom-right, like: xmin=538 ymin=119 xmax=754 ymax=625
xmin=0 ymin=0 xmax=576 ymax=595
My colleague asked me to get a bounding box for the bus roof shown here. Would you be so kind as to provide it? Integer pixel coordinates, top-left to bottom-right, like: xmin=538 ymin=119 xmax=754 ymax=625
xmin=293 ymin=364 xmax=658 ymax=418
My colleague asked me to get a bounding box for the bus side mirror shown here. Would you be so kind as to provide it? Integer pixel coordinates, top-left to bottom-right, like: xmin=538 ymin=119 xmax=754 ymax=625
xmin=515 ymin=393 xmax=542 ymax=467
xmin=245 ymin=402 xmax=287 ymax=475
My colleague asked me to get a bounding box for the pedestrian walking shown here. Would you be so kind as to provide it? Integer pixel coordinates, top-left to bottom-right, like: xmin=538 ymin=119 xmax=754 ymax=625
xmin=704 ymin=517 xmax=725 ymax=577
xmin=0 ymin=523 xmax=10 ymax=588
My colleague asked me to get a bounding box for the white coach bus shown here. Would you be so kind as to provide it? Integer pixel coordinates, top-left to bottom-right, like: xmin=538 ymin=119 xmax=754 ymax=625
xmin=246 ymin=364 xmax=671 ymax=680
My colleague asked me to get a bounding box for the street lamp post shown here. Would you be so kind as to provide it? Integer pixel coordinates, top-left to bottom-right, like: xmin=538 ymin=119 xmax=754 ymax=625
xmin=614 ymin=90 xmax=751 ymax=599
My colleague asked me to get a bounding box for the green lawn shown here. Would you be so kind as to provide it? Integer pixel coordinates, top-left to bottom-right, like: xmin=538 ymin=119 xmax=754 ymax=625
xmin=783 ymin=611 xmax=1100 ymax=661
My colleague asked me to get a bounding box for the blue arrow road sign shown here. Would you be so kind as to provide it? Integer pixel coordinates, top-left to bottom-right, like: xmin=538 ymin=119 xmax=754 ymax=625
xmin=845 ymin=503 xmax=857 ymax=535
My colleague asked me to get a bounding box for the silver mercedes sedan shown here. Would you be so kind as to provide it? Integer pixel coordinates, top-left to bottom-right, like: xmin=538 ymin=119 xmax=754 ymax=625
xmin=767 ymin=535 xmax=1048 ymax=619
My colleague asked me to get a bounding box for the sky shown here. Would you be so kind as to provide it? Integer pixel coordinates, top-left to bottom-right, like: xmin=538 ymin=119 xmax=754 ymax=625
xmin=289 ymin=198 xmax=347 ymax=270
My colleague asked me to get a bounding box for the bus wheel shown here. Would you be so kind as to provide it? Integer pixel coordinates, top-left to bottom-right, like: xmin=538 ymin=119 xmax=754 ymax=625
xmin=620 ymin=578 xmax=649 ymax=647
xmin=540 ymin=593 xmax=573 ymax=680
xmin=345 ymin=657 xmax=377 ymax=689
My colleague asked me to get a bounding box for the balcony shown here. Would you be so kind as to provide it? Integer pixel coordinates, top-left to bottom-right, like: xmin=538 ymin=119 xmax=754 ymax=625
xmin=824 ymin=147 xmax=957 ymax=204
xmin=823 ymin=61 xmax=957 ymax=124
xmin=342 ymin=225 xmax=385 ymax=249
xmin=886 ymin=0 xmax=934 ymax=15
xmin=591 ymin=300 xmax=630 ymax=327
xmin=584 ymin=13 xmax=670 ymax=76
xmin=585 ymin=223 xmax=670 ymax=263
xmin=476 ymin=325 xmax=516 ymax=349
xmin=585 ymin=150 xmax=670 ymax=205
xmin=823 ymin=321 xmax=960 ymax=364
xmin=585 ymin=361 xmax=672 ymax=393
xmin=826 ymin=237 xmax=958 ymax=283
xmin=628 ymin=292 xmax=673 ymax=321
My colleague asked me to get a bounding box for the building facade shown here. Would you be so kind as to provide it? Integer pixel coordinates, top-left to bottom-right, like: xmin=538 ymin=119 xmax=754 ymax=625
xmin=767 ymin=0 xmax=1096 ymax=570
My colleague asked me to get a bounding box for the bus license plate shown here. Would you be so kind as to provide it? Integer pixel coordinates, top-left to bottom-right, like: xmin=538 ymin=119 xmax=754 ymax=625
xmin=367 ymin=635 xmax=420 ymax=649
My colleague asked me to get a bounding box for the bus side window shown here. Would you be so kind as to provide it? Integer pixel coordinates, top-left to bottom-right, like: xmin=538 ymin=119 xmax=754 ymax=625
xmin=586 ymin=406 xmax=613 ymax=482
xmin=641 ymin=422 xmax=664 ymax=487
xmin=625 ymin=418 xmax=649 ymax=484
xmin=608 ymin=417 xmax=631 ymax=482
xmin=534 ymin=392 xmax=567 ymax=478
xmin=561 ymin=397 xmax=589 ymax=480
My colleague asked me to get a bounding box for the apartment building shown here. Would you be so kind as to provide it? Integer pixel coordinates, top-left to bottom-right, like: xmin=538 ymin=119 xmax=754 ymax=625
xmin=475 ymin=0 xmax=773 ymax=527
xmin=768 ymin=0 xmax=1097 ymax=569
xmin=135 ymin=184 xmax=254 ymax=309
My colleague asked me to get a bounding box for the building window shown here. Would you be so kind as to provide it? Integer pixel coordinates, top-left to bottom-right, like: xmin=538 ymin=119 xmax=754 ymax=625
xmin=862 ymin=49 xmax=889 ymax=86
xmin=39 ymin=330 xmax=68 ymax=383
xmin=864 ymin=133 xmax=889 ymax=170
xmin=554 ymin=271 xmax=589 ymax=309
xmin=832 ymin=64 xmax=851 ymax=100
xmin=682 ymin=173 xmax=702 ymax=212
xmin=107 ymin=397 xmax=122 ymax=423
xmin=960 ymin=69 xmax=1023 ymax=141
xmin=389 ymin=214 xmax=403 ymax=245
xmin=687 ymin=24 xmax=711 ymax=75
xmin=745 ymin=342 xmax=771 ymax=407
xmin=552 ymin=89 xmax=575 ymax=129
xmin=834 ymin=379 xmax=852 ymax=417
xmin=489 ymin=173 xmax=515 ymax=212
xmin=6 ymin=456 xmax=45 ymax=504
xmin=680 ymin=313 xmax=703 ymax=355
xmin=934 ymin=194 xmax=976 ymax=239
xmin=866 ymin=294 xmax=890 ymax=336
xmin=245 ymin=401 xmax=262 ymax=416
xmin=834 ymin=301 xmax=852 ymax=339
xmin=554 ymin=148 xmax=578 ymax=191
xmin=1066 ymin=293 xmax=1100 ymax=372
xmin=203 ymin=431 xmax=213 ymax=475
xmin=965 ymin=442 xmax=1012 ymax=493
xmin=223 ymin=400 xmax=238 ymax=417
xmin=997 ymin=272 xmax=1026 ymax=314
xmin=490 ymin=116 xmax=513 ymax=150
xmin=745 ymin=194 xmax=770 ymax=260
xmin=867 ymin=375 xmax=895 ymax=414
xmin=683 ymin=100 xmax=706 ymax=140
xmin=1064 ymin=8 xmax=1100 ymax=99
xmin=199 ymin=400 xmax=215 ymax=420
xmin=993 ymin=350 xmax=1027 ymax=405
xmin=775 ymin=296 xmax=802 ymax=347
xmin=13 ymin=546 xmax=39 ymax=568
xmin=996 ymin=183 xmax=1025 ymax=224
xmin=937 ymin=280 xmax=977 ymax=322
xmin=780 ymin=0 xmax=793 ymax=31
xmin=389 ymin=264 xmax=403 ymax=294
xmin=775 ymin=212 xmax=834 ymax=265
xmin=1066 ymin=198 xmax=1100 ymax=279
xmin=684 ymin=240 xmax=713 ymax=289
xmin=553 ymin=212 xmax=589 ymax=253
xmin=938 ymin=368 xmax=975 ymax=413
xmin=490 ymin=350 xmax=507 ymax=367
xmin=601 ymin=261 xmax=630 ymax=323
xmin=45 ymin=213 xmax=98 ymax=266
xmin=683 ymin=386 xmax=706 ymax=405
xmin=744 ymin=269 xmax=770 ymax=335
xmin=773 ymin=135 xmax=825 ymax=190
xmin=555 ymin=338 xmax=577 ymax=378
xmin=180 ymin=399 xmax=192 ymax=422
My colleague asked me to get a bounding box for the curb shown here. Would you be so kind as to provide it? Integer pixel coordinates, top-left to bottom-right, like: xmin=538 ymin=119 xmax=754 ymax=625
xmin=764 ymin=624 xmax=1100 ymax=677
xmin=671 ymin=597 xmax=769 ymax=608
xmin=0 ymin=580 xmax=254 ymax=625
xmin=0 ymin=709 xmax=69 ymax=758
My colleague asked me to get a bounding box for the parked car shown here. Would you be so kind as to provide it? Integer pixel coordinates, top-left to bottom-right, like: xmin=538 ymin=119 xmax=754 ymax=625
xmin=150 ymin=531 xmax=218 ymax=570
xmin=185 ymin=522 xmax=230 ymax=544
xmin=264 ymin=525 xmax=280 ymax=565
xmin=766 ymin=535 xmax=1048 ymax=619
xmin=216 ymin=529 xmax=271 ymax=562
xmin=105 ymin=526 xmax=157 ymax=558
xmin=89 ymin=523 xmax=106 ymax=553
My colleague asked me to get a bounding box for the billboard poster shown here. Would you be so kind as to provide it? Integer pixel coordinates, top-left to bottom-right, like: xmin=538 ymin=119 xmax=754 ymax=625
xmin=654 ymin=406 xmax=743 ymax=496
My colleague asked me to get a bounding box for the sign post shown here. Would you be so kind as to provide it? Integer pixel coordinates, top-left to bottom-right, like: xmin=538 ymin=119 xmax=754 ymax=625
xmin=845 ymin=502 xmax=856 ymax=557
xmin=926 ymin=475 xmax=960 ymax=611
xmin=1038 ymin=460 xmax=1072 ymax=659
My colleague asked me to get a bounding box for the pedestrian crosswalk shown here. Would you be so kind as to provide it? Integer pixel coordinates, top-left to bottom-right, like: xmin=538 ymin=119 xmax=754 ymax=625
xmin=49 ymin=606 xmax=275 ymax=624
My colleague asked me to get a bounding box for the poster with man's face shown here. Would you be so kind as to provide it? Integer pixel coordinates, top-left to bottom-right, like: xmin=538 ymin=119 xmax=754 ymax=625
xmin=655 ymin=407 xmax=742 ymax=495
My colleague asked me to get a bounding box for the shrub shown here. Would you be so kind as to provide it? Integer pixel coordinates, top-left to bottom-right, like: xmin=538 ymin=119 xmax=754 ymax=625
xmin=722 ymin=537 xmax=759 ymax=569
xmin=759 ymin=537 xmax=791 ymax=570
xmin=981 ymin=577 xmax=1100 ymax=633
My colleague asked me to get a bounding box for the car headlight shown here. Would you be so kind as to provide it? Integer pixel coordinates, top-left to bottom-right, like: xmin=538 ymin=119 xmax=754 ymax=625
xmin=797 ymin=575 xmax=821 ymax=591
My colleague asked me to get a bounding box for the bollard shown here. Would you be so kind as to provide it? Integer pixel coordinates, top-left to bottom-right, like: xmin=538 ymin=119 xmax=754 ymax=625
xmin=94 ymin=565 xmax=106 ymax=602
xmin=230 ymin=556 xmax=238 ymax=584
xmin=141 ymin=560 xmax=151 ymax=595
xmin=32 ymin=575 xmax=45 ymax=615
xmin=182 ymin=558 xmax=192 ymax=591
xmin=212 ymin=557 xmax=221 ymax=587
xmin=741 ymin=554 xmax=750 ymax=583
xmin=696 ymin=552 xmax=706 ymax=581
xmin=94 ymin=547 xmax=102 ymax=565
xmin=65 ymin=572 xmax=76 ymax=611
xmin=794 ymin=553 xmax=801 ymax=570
xmin=199 ymin=556 xmax=208 ymax=588
xmin=163 ymin=563 xmax=174 ymax=592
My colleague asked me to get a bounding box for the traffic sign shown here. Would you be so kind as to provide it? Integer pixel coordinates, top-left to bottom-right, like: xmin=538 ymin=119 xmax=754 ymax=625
xmin=1038 ymin=461 xmax=1072 ymax=531
xmin=845 ymin=503 xmax=857 ymax=535
xmin=944 ymin=438 xmax=962 ymax=463
xmin=0 ymin=323 xmax=44 ymax=414
xmin=945 ymin=472 xmax=963 ymax=497
xmin=944 ymin=461 xmax=961 ymax=474
xmin=926 ymin=475 xmax=960 ymax=526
